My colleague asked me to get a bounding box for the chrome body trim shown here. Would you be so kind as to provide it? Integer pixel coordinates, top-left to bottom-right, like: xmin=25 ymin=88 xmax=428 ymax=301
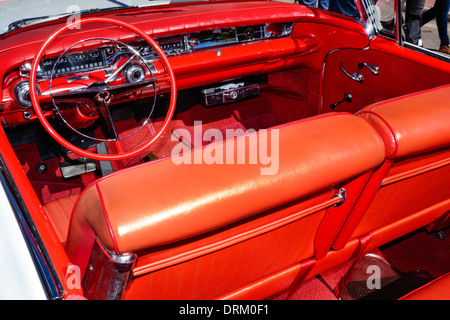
xmin=82 ymin=238 xmax=136 ymax=300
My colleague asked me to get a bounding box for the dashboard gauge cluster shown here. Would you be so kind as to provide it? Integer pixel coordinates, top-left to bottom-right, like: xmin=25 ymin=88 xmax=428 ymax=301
xmin=17 ymin=22 xmax=295 ymax=81
xmin=155 ymin=36 xmax=187 ymax=55
xmin=39 ymin=49 xmax=107 ymax=77
xmin=9 ymin=21 xmax=295 ymax=116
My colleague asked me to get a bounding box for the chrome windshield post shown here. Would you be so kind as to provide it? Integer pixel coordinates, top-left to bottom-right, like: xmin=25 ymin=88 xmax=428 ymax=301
xmin=357 ymin=0 xmax=384 ymax=39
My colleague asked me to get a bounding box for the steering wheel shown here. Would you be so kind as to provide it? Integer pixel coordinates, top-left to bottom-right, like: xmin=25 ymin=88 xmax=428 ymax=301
xmin=29 ymin=17 xmax=177 ymax=161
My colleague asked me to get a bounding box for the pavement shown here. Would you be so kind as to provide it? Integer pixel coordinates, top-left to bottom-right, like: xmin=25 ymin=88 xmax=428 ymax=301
xmin=420 ymin=6 xmax=450 ymax=54
xmin=422 ymin=20 xmax=448 ymax=53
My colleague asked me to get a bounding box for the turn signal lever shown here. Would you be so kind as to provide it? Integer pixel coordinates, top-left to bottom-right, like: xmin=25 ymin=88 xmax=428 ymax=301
xmin=330 ymin=93 xmax=352 ymax=109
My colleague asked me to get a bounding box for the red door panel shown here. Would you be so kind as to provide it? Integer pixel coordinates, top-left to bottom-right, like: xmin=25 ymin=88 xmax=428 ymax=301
xmin=321 ymin=38 xmax=450 ymax=114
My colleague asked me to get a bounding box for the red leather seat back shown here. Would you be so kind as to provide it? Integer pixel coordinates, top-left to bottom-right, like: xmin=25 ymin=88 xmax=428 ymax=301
xmin=65 ymin=113 xmax=386 ymax=299
xmin=333 ymin=85 xmax=450 ymax=250
xmin=400 ymin=272 xmax=450 ymax=300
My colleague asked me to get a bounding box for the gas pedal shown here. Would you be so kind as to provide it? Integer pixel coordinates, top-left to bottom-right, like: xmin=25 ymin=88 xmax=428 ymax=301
xmin=96 ymin=142 xmax=114 ymax=177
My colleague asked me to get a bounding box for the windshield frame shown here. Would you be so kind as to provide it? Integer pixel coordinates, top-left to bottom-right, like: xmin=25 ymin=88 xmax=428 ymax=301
xmin=0 ymin=0 xmax=177 ymax=36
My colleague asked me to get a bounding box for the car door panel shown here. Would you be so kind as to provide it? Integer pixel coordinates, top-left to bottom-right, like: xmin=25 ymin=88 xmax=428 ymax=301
xmin=321 ymin=37 xmax=450 ymax=114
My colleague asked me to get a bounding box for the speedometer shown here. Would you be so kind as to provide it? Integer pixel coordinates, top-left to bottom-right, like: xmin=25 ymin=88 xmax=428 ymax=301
xmin=38 ymin=49 xmax=107 ymax=77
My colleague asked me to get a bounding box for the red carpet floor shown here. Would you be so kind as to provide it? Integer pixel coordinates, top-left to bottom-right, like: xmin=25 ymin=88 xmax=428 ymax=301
xmin=270 ymin=227 xmax=450 ymax=300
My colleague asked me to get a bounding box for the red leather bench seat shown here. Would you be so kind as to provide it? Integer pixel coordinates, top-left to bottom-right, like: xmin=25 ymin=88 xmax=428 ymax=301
xmin=61 ymin=113 xmax=385 ymax=299
xmin=333 ymin=84 xmax=450 ymax=251
xmin=400 ymin=273 xmax=450 ymax=300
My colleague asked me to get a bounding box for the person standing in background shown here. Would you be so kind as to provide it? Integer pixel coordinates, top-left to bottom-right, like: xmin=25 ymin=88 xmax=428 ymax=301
xmin=297 ymin=0 xmax=330 ymax=10
xmin=421 ymin=0 xmax=450 ymax=53
xmin=328 ymin=0 xmax=360 ymax=18
xmin=405 ymin=0 xmax=427 ymax=45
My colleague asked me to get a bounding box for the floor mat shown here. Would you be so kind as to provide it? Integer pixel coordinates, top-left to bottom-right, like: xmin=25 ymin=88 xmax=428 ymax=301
xmin=267 ymin=275 xmax=338 ymax=300
xmin=13 ymin=141 xmax=98 ymax=204
xmin=340 ymin=253 xmax=434 ymax=300
xmin=379 ymin=227 xmax=450 ymax=278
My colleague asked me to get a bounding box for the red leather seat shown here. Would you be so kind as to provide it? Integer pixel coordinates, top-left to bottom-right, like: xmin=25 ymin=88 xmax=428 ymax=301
xmin=332 ymin=85 xmax=450 ymax=252
xmin=58 ymin=113 xmax=385 ymax=299
xmin=400 ymin=273 xmax=450 ymax=300
xmin=43 ymin=194 xmax=79 ymax=245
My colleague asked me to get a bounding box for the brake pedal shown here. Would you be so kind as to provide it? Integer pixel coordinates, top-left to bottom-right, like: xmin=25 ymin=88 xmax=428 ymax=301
xmin=59 ymin=158 xmax=96 ymax=179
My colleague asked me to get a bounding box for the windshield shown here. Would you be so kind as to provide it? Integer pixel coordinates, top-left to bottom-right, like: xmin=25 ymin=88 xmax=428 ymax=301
xmin=0 ymin=0 xmax=177 ymax=35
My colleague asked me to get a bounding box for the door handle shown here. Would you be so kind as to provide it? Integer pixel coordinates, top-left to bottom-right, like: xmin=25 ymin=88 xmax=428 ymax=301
xmin=358 ymin=62 xmax=380 ymax=75
xmin=340 ymin=63 xmax=364 ymax=83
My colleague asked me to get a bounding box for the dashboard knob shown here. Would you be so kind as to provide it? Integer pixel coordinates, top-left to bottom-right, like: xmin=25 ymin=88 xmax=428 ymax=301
xmin=188 ymin=38 xmax=199 ymax=47
xmin=13 ymin=80 xmax=40 ymax=108
xmin=123 ymin=63 xmax=146 ymax=83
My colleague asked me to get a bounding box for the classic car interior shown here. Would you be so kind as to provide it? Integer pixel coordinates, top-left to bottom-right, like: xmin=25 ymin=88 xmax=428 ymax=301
xmin=0 ymin=0 xmax=449 ymax=300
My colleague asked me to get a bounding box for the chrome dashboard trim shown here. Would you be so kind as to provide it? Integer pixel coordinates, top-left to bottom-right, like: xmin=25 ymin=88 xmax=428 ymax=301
xmin=19 ymin=22 xmax=295 ymax=81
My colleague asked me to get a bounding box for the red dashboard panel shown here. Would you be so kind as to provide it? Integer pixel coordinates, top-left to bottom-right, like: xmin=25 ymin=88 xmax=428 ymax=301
xmin=0 ymin=1 xmax=369 ymax=127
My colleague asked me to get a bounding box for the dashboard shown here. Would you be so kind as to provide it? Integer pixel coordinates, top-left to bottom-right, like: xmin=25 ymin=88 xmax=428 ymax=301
xmin=6 ymin=22 xmax=294 ymax=116
xmin=0 ymin=0 xmax=372 ymax=129
xmin=20 ymin=23 xmax=293 ymax=80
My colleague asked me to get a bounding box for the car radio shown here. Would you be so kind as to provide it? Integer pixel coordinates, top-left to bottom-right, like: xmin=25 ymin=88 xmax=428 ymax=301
xmin=201 ymin=82 xmax=260 ymax=106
